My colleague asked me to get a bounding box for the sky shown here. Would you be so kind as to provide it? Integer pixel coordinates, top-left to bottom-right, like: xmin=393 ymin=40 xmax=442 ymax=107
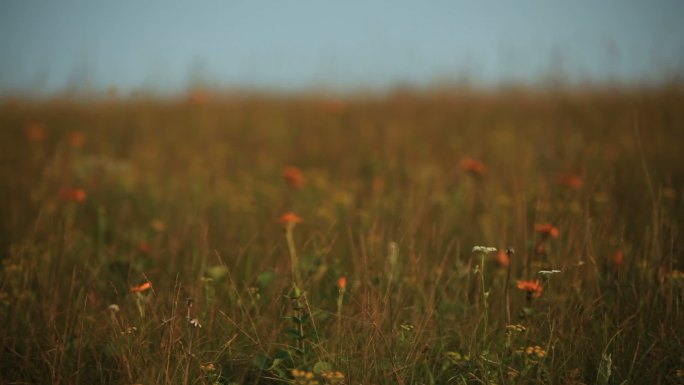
xmin=1 ymin=1 xmax=683 ymax=95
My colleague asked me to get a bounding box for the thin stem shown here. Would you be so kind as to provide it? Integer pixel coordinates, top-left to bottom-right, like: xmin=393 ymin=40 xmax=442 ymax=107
xmin=481 ymin=252 xmax=488 ymax=346
xmin=504 ymin=248 xmax=514 ymax=325
xmin=285 ymin=225 xmax=300 ymax=286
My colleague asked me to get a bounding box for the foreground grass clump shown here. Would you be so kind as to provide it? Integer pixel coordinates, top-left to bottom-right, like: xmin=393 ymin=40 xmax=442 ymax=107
xmin=1 ymin=88 xmax=683 ymax=384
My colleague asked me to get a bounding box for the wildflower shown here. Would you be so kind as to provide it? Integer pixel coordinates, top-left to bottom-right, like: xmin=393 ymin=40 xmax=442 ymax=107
xmin=188 ymin=88 xmax=210 ymax=105
xmin=189 ymin=318 xmax=202 ymax=328
xmin=400 ymin=323 xmax=414 ymax=332
xmin=517 ymin=280 xmax=543 ymax=300
xmin=611 ymin=250 xmax=624 ymax=268
xmin=472 ymin=245 xmax=497 ymax=254
xmin=535 ymin=223 xmax=559 ymax=239
xmin=283 ymin=166 xmax=306 ymax=188
xmin=25 ymin=122 xmax=46 ymax=142
xmin=138 ymin=241 xmax=151 ymax=254
xmin=460 ymin=157 xmax=487 ymax=176
xmin=523 ymin=345 xmax=547 ymax=358
xmin=68 ymin=131 xmax=86 ymax=148
xmin=321 ymin=370 xmax=345 ymax=383
xmin=496 ymin=250 xmax=510 ymax=267
xmin=60 ymin=188 xmax=87 ymax=203
xmin=130 ymin=281 xmax=152 ymax=293
xmin=372 ymin=176 xmax=385 ymax=193
xmin=320 ymin=99 xmax=346 ymax=114
xmin=337 ymin=276 xmax=347 ymax=290
xmin=670 ymin=270 xmax=684 ymax=281
xmin=506 ymin=324 xmax=526 ymax=333
xmin=151 ymin=219 xmax=166 ymax=232
xmin=557 ymin=173 xmax=583 ymax=190
xmin=279 ymin=212 xmax=303 ymax=226
xmin=446 ymin=351 xmax=470 ymax=363
xmin=291 ymin=369 xmax=318 ymax=385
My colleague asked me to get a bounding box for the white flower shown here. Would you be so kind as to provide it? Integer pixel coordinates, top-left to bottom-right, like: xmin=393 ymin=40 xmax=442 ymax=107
xmin=189 ymin=318 xmax=202 ymax=328
xmin=472 ymin=246 xmax=497 ymax=254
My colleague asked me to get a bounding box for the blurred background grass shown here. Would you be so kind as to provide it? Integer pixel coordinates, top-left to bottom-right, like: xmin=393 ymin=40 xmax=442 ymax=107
xmin=1 ymin=88 xmax=683 ymax=384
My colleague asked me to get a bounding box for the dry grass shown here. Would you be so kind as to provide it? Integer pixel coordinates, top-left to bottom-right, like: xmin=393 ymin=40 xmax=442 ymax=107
xmin=1 ymin=87 xmax=683 ymax=384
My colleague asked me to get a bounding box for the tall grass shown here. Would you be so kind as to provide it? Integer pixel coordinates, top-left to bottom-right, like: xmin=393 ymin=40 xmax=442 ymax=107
xmin=1 ymin=88 xmax=683 ymax=384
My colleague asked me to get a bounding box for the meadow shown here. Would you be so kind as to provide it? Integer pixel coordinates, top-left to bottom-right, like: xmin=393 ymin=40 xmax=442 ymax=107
xmin=1 ymin=87 xmax=683 ymax=384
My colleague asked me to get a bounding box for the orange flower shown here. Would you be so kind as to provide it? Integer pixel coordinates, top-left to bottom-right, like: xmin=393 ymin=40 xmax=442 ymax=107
xmin=130 ymin=281 xmax=152 ymax=293
xmin=535 ymin=223 xmax=559 ymax=239
xmin=337 ymin=276 xmax=347 ymax=290
xmin=496 ymin=250 xmax=510 ymax=267
xmin=320 ymin=99 xmax=346 ymax=114
xmin=557 ymin=173 xmax=583 ymax=190
xmin=188 ymin=88 xmax=210 ymax=105
xmin=60 ymin=188 xmax=87 ymax=203
xmin=68 ymin=131 xmax=86 ymax=148
xmin=283 ymin=166 xmax=305 ymax=188
xmin=460 ymin=157 xmax=487 ymax=176
xmin=25 ymin=123 xmax=46 ymax=142
xmin=138 ymin=241 xmax=151 ymax=254
xmin=611 ymin=250 xmax=624 ymax=268
xmin=279 ymin=212 xmax=303 ymax=226
xmin=517 ymin=280 xmax=543 ymax=299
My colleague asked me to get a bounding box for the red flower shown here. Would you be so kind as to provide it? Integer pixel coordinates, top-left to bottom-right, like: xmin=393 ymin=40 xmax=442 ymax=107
xmin=460 ymin=157 xmax=487 ymax=176
xmin=611 ymin=250 xmax=624 ymax=268
xmin=187 ymin=88 xmax=210 ymax=105
xmin=130 ymin=281 xmax=152 ymax=293
xmin=337 ymin=276 xmax=347 ymax=290
xmin=496 ymin=250 xmax=510 ymax=267
xmin=283 ymin=166 xmax=305 ymax=188
xmin=60 ymin=188 xmax=87 ymax=203
xmin=558 ymin=173 xmax=583 ymax=190
xmin=279 ymin=212 xmax=303 ymax=226
xmin=25 ymin=123 xmax=47 ymax=142
xmin=517 ymin=280 xmax=543 ymax=299
xmin=138 ymin=241 xmax=151 ymax=254
xmin=535 ymin=223 xmax=559 ymax=239
xmin=68 ymin=131 xmax=86 ymax=148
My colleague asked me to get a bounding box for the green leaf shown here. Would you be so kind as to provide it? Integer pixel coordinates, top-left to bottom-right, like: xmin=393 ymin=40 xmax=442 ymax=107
xmin=254 ymin=353 xmax=273 ymax=370
xmin=285 ymin=328 xmax=305 ymax=340
xmin=271 ymin=358 xmax=283 ymax=371
xmin=257 ymin=271 xmax=276 ymax=288
xmin=206 ymin=265 xmax=229 ymax=281
xmin=312 ymin=361 xmax=333 ymax=375
xmin=312 ymin=310 xmax=330 ymax=322
xmin=597 ymin=353 xmax=612 ymax=385
xmin=273 ymin=349 xmax=291 ymax=360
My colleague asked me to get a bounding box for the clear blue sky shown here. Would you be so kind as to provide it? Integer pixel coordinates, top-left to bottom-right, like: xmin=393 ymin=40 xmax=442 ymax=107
xmin=1 ymin=1 xmax=683 ymax=95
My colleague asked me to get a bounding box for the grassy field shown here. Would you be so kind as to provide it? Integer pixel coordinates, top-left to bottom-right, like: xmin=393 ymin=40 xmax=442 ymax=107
xmin=1 ymin=87 xmax=683 ymax=384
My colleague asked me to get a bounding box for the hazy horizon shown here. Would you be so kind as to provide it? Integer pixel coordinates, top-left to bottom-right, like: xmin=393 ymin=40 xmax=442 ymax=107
xmin=2 ymin=1 xmax=683 ymax=96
